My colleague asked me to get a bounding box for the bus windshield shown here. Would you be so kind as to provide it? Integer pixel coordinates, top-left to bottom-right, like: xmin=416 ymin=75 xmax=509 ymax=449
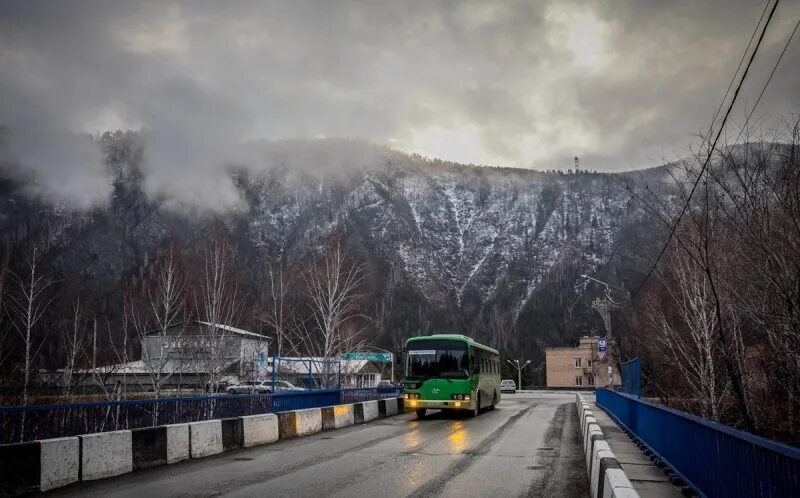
xmin=406 ymin=340 xmax=470 ymax=379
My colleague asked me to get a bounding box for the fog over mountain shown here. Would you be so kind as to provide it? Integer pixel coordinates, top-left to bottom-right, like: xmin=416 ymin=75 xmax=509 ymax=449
xmin=2 ymin=1 xmax=799 ymax=213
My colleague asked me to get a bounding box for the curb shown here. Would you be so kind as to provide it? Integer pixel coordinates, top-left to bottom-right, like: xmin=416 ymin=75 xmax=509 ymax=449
xmin=0 ymin=396 xmax=405 ymax=496
xmin=576 ymin=393 xmax=640 ymax=498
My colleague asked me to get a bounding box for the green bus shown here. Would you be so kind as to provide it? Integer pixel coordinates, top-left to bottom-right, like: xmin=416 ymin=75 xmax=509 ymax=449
xmin=402 ymin=334 xmax=501 ymax=419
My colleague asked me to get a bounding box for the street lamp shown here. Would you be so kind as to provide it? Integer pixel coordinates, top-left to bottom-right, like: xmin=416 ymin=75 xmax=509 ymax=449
xmin=506 ymin=359 xmax=531 ymax=390
xmin=581 ymin=274 xmax=617 ymax=387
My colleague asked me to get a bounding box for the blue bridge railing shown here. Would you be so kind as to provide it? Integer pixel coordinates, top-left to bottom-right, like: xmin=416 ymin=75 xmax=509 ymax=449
xmin=0 ymin=387 xmax=402 ymax=444
xmin=597 ymin=388 xmax=800 ymax=498
xmin=619 ymin=357 xmax=641 ymax=398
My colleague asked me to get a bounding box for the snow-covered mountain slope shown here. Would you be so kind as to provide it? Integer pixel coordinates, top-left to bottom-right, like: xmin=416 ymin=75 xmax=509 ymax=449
xmin=0 ymin=136 xmax=654 ymax=361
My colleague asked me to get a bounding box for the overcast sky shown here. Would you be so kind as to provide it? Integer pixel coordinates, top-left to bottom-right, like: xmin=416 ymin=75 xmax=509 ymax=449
xmin=1 ymin=0 xmax=799 ymax=206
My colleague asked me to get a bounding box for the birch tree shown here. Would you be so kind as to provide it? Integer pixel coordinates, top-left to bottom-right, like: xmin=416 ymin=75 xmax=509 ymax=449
xmin=295 ymin=238 xmax=368 ymax=387
xmin=195 ymin=228 xmax=242 ymax=393
xmin=259 ymin=258 xmax=295 ymax=359
xmin=7 ymin=244 xmax=54 ymax=440
xmin=132 ymin=243 xmax=187 ymax=399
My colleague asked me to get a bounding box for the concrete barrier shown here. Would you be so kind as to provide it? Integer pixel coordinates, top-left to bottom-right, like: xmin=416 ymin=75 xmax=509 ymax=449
xmin=189 ymin=420 xmax=223 ymax=458
xmin=575 ymin=394 xmax=639 ymax=498
xmin=278 ymin=408 xmax=323 ymax=438
xmin=40 ymin=437 xmax=80 ymax=492
xmin=353 ymin=403 xmax=365 ymax=424
xmin=79 ymin=430 xmax=133 ymax=481
xmin=221 ymin=418 xmax=244 ymax=451
xmin=602 ymin=468 xmax=637 ymax=498
xmin=322 ymin=404 xmax=355 ymax=430
xmin=378 ymin=399 xmax=388 ymax=418
xmin=242 ymin=414 xmax=279 ymax=447
xmin=166 ymin=423 xmax=190 ymax=464
xmin=0 ymin=437 xmax=80 ymax=495
xmin=384 ymin=398 xmax=399 ymax=417
xmin=132 ymin=426 xmax=168 ymax=470
xmin=362 ymin=400 xmax=379 ymax=422
xmin=591 ymin=448 xmax=616 ymax=498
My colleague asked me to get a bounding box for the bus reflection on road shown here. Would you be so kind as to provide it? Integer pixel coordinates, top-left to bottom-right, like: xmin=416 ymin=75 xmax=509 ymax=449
xmin=448 ymin=421 xmax=467 ymax=453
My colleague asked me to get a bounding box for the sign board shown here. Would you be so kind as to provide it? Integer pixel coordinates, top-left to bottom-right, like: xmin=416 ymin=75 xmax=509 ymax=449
xmin=341 ymin=352 xmax=393 ymax=362
xmin=597 ymin=337 xmax=607 ymax=361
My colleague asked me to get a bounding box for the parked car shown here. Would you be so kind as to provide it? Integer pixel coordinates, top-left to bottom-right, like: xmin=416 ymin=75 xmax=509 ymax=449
xmin=273 ymin=380 xmax=304 ymax=392
xmin=500 ymin=379 xmax=517 ymax=393
xmin=376 ymin=379 xmax=397 ymax=392
xmin=227 ymin=381 xmax=262 ymax=395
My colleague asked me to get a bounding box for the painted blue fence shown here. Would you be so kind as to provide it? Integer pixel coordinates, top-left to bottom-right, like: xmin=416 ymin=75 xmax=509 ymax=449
xmin=619 ymin=357 xmax=641 ymax=398
xmin=0 ymin=387 xmax=402 ymax=444
xmin=596 ymin=388 xmax=800 ymax=498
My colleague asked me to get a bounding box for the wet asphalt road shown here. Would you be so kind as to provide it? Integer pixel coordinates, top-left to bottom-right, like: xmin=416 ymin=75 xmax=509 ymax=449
xmin=49 ymin=391 xmax=589 ymax=498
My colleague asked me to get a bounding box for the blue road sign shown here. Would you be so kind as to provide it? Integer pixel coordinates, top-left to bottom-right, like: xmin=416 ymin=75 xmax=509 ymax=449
xmin=341 ymin=352 xmax=392 ymax=362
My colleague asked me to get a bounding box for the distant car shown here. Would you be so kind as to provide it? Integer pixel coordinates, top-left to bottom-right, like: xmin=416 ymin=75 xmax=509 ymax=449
xmin=376 ymin=380 xmax=397 ymax=392
xmin=227 ymin=381 xmax=262 ymax=395
xmin=273 ymin=380 xmax=304 ymax=392
xmin=500 ymin=379 xmax=517 ymax=393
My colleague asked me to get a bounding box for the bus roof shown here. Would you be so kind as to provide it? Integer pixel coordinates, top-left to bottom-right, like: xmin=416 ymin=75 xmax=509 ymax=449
xmin=405 ymin=334 xmax=499 ymax=355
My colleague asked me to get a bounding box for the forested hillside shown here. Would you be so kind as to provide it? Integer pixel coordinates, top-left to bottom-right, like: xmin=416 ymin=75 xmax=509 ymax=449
xmin=0 ymin=133 xmax=660 ymax=384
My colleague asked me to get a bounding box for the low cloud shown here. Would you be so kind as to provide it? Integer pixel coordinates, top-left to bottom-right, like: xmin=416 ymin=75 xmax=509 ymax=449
xmin=0 ymin=0 xmax=798 ymax=209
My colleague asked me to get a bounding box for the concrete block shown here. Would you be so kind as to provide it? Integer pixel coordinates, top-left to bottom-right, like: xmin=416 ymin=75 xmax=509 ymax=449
xmin=583 ymin=413 xmax=596 ymax=436
xmin=591 ymin=450 xmax=616 ymax=498
xmin=378 ymin=399 xmax=388 ymax=417
xmin=132 ymin=426 xmax=168 ymax=470
xmin=295 ymin=408 xmax=322 ymax=436
xmin=189 ymin=420 xmax=223 ymax=458
xmin=221 ymin=418 xmax=243 ymax=451
xmin=40 ymin=437 xmax=79 ymax=492
xmin=606 ymin=486 xmax=639 ymax=498
xmin=353 ymin=403 xmax=365 ymax=424
xmin=585 ymin=424 xmax=602 ymax=456
xmin=0 ymin=441 xmax=40 ymax=495
xmin=242 ymin=414 xmax=279 ymax=447
xmin=601 ymin=468 xmax=636 ymax=498
xmin=589 ymin=440 xmax=611 ymax=478
xmin=587 ymin=432 xmax=605 ymax=472
xmin=79 ymin=430 xmax=133 ymax=481
xmin=322 ymin=404 xmax=355 ymax=430
xmin=278 ymin=408 xmax=322 ymax=438
xmin=385 ymin=398 xmax=399 ymax=417
xmin=166 ymin=424 xmax=190 ymax=464
xmin=362 ymin=400 xmax=379 ymax=422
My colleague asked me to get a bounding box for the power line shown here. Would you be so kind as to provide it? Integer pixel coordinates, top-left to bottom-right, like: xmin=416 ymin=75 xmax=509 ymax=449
xmin=707 ymin=0 xmax=771 ymax=138
xmin=728 ymin=15 xmax=800 ymax=148
xmin=632 ymin=0 xmax=782 ymax=299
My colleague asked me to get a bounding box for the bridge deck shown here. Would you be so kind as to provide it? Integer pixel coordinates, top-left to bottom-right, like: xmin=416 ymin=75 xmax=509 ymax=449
xmin=46 ymin=391 xmax=590 ymax=497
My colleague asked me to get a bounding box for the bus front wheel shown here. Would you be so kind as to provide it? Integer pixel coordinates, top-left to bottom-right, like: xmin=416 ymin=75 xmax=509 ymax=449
xmin=471 ymin=394 xmax=480 ymax=417
xmin=415 ymin=408 xmax=426 ymax=419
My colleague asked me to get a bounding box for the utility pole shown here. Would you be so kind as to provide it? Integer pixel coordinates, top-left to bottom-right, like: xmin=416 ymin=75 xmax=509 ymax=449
xmin=506 ymin=359 xmax=531 ymax=390
xmin=581 ymin=275 xmax=619 ymax=387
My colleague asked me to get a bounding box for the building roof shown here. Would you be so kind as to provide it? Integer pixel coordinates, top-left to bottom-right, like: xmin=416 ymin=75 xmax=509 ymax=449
xmin=144 ymin=320 xmax=271 ymax=342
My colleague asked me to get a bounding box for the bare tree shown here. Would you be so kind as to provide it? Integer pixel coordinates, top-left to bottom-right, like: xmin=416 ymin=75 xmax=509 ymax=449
xmin=0 ymin=246 xmax=11 ymax=374
xmin=258 ymin=257 xmax=295 ymax=359
xmin=7 ymin=244 xmax=54 ymax=440
xmin=646 ymin=247 xmax=725 ymax=420
xmin=294 ymin=238 xmax=369 ymax=387
xmin=131 ymin=244 xmax=187 ymax=400
xmin=195 ymin=228 xmax=242 ymax=393
xmin=61 ymin=299 xmax=88 ymax=399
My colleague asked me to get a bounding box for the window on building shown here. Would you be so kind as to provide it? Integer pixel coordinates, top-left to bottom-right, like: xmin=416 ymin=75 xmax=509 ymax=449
xmin=576 ymin=376 xmax=583 ymax=386
xmin=587 ymin=375 xmax=595 ymax=386
xmin=575 ymin=358 xmax=582 ymax=368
